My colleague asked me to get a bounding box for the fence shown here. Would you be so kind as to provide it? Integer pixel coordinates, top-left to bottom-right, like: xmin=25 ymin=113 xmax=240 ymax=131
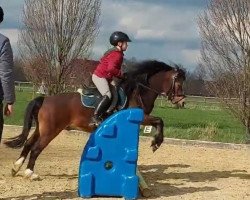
xmin=156 ymin=95 xmax=222 ymax=107
xmin=15 ymin=81 xmax=35 ymax=92
xmin=15 ymin=81 xmax=239 ymax=107
xmin=14 ymin=81 xmax=79 ymax=95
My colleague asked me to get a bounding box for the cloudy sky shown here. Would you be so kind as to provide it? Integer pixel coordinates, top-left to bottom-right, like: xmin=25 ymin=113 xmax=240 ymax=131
xmin=0 ymin=0 xmax=207 ymax=70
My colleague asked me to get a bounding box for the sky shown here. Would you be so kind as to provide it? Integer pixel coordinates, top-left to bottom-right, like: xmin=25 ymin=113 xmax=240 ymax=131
xmin=0 ymin=0 xmax=207 ymax=71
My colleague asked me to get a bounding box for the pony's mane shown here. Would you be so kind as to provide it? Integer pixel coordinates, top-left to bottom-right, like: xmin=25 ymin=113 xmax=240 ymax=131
xmin=124 ymin=60 xmax=174 ymax=86
xmin=122 ymin=60 xmax=174 ymax=96
xmin=122 ymin=60 xmax=186 ymax=97
xmin=125 ymin=60 xmax=173 ymax=78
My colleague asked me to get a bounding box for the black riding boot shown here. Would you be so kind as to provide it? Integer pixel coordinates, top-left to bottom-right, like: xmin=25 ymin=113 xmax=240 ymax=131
xmin=106 ymin=85 xmax=118 ymax=114
xmin=89 ymin=95 xmax=111 ymax=126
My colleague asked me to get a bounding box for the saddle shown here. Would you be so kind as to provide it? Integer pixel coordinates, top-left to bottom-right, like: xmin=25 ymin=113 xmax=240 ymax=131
xmin=78 ymin=85 xmax=127 ymax=113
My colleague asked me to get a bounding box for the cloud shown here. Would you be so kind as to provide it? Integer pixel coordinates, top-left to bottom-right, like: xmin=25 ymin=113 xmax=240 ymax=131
xmin=0 ymin=0 xmax=206 ymax=70
xmin=92 ymin=0 xmax=205 ymax=69
xmin=181 ymin=49 xmax=201 ymax=68
xmin=135 ymin=29 xmax=166 ymax=41
xmin=104 ymin=1 xmax=202 ymax=40
xmin=136 ymin=0 xmax=206 ymax=8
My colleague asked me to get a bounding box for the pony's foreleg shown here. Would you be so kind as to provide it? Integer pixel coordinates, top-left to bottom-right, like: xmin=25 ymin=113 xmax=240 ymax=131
xmin=12 ymin=128 xmax=40 ymax=176
xmin=142 ymin=115 xmax=164 ymax=152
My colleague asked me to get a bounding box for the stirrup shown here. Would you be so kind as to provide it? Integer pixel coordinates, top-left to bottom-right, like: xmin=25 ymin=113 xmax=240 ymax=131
xmin=89 ymin=116 xmax=102 ymax=127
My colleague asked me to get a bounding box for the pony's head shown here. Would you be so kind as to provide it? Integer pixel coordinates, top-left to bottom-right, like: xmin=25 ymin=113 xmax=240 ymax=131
xmin=124 ymin=60 xmax=186 ymax=104
xmin=162 ymin=67 xmax=186 ymax=104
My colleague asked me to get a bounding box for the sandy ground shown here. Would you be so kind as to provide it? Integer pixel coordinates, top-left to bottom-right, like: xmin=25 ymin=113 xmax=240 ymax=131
xmin=0 ymin=126 xmax=249 ymax=200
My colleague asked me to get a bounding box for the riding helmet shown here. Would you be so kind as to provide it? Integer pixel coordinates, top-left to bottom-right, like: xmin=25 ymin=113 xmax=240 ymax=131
xmin=0 ymin=7 xmax=4 ymax=23
xmin=110 ymin=31 xmax=132 ymax=46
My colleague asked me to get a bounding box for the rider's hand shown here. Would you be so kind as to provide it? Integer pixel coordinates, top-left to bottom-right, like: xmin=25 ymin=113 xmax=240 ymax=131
xmin=4 ymin=103 xmax=14 ymax=116
xmin=112 ymin=77 xmax=123 ymax=86
xmin=121 ymin=72 xmax=128 ymax=80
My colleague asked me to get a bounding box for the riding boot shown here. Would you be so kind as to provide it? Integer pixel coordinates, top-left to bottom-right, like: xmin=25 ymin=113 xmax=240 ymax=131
xmin=89 ymin=95 xmax=111 ymax=126
xmin=106 ymin=85 xmax=118 ymax=114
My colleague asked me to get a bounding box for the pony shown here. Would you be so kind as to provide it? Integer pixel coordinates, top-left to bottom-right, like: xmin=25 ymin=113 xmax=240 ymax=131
xmin=4 ymin=60 xmax=186 ymax=180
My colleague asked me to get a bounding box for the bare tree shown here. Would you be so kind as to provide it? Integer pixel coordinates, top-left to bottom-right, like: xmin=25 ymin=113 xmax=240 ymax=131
xmin=19 ymin=0 xmax=101 ymax=94
xmin=184 ymin=65 xmax=207 ymax=96
xmin=198 ymin=0 xmax=250 ymax=142
xmin=13 ymin=58 xmax=27 ymax=81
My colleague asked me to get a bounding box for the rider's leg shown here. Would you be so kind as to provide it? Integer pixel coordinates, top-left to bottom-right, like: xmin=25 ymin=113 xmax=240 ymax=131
xmin=106 ymin=80 xmax=119 ymax=114
xmin=91 ymin=95 xmax=111 ymax=125
xmin=107 ymin=77 xmax=125 ymax=111
xmin=90 ymin=74 xmax=111 ymax=126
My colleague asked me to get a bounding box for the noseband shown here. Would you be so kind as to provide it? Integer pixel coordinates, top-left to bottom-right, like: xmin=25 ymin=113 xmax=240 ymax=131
xmin=167 ymin=74 xmax=185 ymax=104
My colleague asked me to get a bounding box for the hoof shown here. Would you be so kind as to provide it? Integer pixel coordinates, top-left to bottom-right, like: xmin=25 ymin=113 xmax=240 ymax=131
xmin=24 ymin=169 xmax=41 ymax=181
xmin=151 ymin=144 xmax=159 ymax=152
xmin=30 ymin=173 xmax=41 ymax=181
xmin=88 ymin=123 xmax=97 ymax=127
xmin=151 ymin=140 xmax=160 ymax=152
xmin=11 ymin=168 xmax=18 ymax=177
xmin=151 ymin=135 xmax=163 ymax=152
xmin=89 ymin=122 xmax=100 ymax=128
xmin=12 ymin=157 xmax=25 ymax=176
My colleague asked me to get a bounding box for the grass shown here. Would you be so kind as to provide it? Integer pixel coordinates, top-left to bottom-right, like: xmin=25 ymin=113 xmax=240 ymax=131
xmin=149 ymin=100 xmax=245 ymax=143
xmin=4 ymin=90 xmax=246 ymax=144
xmin=4 ymin=91 xmax=37 ymax=126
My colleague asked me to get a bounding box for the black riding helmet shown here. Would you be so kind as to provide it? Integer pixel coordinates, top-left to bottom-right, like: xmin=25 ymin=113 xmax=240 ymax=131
xmin=110 ymin=31 xmax=132 ymax=46
xmin=0 ymin=7 xmax=4 ymax=24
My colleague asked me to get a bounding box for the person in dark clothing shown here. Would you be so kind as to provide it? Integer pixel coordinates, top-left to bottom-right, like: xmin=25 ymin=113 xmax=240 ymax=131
xmin=0 ymin=6 xmax=16 ymax=143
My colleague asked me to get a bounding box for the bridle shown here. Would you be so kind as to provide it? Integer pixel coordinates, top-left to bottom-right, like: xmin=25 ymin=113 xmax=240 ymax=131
xmin=137 ymin=71 xmax=185 ymax=105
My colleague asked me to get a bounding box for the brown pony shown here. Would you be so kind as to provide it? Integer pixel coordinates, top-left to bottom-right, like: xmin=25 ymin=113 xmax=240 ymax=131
xmin=4 ymin=60 xmax=185 ymax=180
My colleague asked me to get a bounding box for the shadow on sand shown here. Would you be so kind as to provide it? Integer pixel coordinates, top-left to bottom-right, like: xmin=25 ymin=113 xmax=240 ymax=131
xmin=2 ymin=164 xmax=249 ymax=199
xmin=139 ymin=164 xmax=250 ymax=199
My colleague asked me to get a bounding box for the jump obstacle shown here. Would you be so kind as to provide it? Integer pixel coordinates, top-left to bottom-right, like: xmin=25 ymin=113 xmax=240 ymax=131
xmin=78 ymin=108 xmax=150 ymax=199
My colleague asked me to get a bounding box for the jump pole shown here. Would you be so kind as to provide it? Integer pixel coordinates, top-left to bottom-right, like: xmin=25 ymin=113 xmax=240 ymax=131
xmin=136 ymin=168 xmax=151 ymax=198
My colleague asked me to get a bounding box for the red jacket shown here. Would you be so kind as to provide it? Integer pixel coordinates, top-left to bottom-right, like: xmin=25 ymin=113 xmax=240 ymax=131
xmin=94 ymin=48 xmax=123 ymax=80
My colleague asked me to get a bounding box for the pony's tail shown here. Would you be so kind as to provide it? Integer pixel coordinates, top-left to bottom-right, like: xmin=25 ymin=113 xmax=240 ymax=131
xmin=4 ymin=96 xmax=45 ymax=148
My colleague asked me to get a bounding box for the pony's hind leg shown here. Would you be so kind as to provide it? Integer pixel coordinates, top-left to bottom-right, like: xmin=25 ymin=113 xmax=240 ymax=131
xmin=12 ymin=128 xmax=39 ymax=176
xmin=24 ymin=138 xmax=44 ymax=180
xmin=24 ymin=125 xmax=62 ymax=180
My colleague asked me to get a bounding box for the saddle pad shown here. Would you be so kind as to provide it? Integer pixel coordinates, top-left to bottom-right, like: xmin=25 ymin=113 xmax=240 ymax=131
xmin=79 ymin=88 xmax=127 ymax=110
xmin=81 ymin=94 xmax=101 ymax=108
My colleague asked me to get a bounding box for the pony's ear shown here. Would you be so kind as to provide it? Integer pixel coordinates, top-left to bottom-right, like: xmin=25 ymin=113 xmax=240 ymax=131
xmin=177 ymin=69 xmax=186 ymax=80
xmin=172 ymin=63 xmax=181 ymax=71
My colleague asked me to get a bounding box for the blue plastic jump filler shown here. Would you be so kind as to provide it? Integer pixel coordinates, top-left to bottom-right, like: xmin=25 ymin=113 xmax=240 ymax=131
xmin=78 ymin=108 xmax=144 ymax=200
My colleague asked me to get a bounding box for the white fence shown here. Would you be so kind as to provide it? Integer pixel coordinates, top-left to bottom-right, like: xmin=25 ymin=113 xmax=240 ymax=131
xmin=16 ymin=81 xmax=244 ymax=106
xmin=15 ymin=81 xmax=35 ymax=91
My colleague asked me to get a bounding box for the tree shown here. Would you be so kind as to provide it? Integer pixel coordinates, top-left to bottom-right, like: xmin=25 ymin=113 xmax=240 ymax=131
xmin=19 ymin=0 xmax=101 ymax=94
xmin=184 ymin=65 xmax=208 ymax=96
xmin=68 ymin=58 xmax=98 ymax=88
xmin=198 ymin=0 xmax=250 ymax=142
xmin=13 ymin=58 xmax=27 ymax=82
xmin=123 ymin=57 xmax=138 ymax=73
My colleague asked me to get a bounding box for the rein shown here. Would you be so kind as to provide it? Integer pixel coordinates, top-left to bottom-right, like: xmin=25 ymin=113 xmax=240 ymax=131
xmin=137 ymin=83 xmax=160 ymax=95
